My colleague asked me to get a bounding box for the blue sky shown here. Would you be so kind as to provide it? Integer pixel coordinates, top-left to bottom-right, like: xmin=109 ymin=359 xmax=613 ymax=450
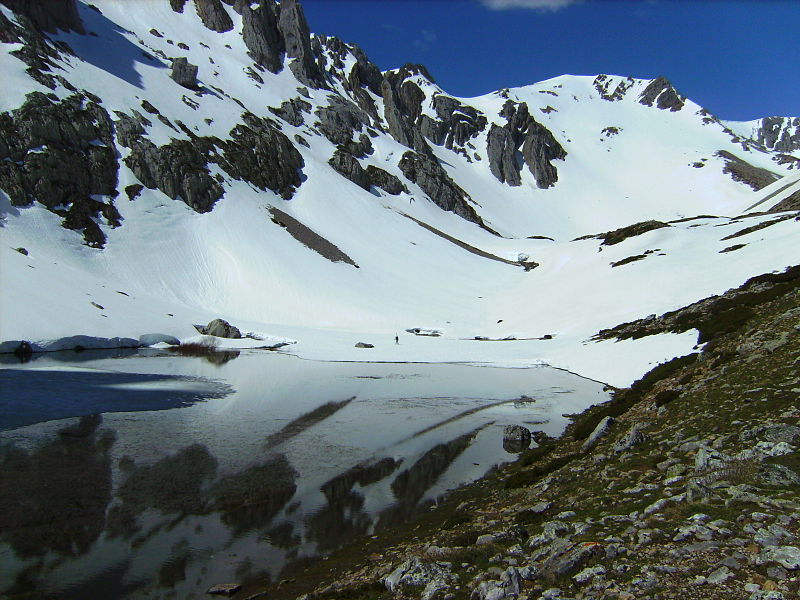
xmin=302 ymin=0 xmax=799 ymax=121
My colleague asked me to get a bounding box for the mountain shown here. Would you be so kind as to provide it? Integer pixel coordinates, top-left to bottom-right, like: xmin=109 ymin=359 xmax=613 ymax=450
xmin=1 ymin=0 xmax=798 ymax=386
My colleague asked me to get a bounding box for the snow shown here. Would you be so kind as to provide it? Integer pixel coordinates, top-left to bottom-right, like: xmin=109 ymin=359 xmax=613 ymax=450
xmin=1 ymin=0 xmax=798 ymax=388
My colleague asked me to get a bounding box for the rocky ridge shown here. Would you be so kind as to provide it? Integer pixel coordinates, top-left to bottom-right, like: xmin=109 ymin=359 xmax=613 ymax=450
xmin=0 ymin=0 xmax=797 ymax=250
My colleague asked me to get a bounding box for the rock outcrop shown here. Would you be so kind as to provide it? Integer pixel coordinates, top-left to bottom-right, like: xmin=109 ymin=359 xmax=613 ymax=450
xmin=241 ymin=1 xmax=284 ymax=74
xmin=315 ymin=96 xmax=372 ymax=146
xmin=269 ymin=97 xmax=311 ymax=127
xmin=0 ymin=92 xmax=120 ymax=246
xmin=278 ymin=0 xmax=325 ymax=88
xmin=487 ymin=100 xmax=567 ymax=188
xmin=124 ymin=136 xmax=224 ymax=213
xmin=194 ymin=0 xmax=234 ymax=33
xmin=365 ymin=166 xmax=408 ymax=196
xmin=752 ymin=117 xmax=800 ymax=153
xmin=399 ymin=151 xmax=484 ymax=226
xmin=639 ymin=76 xmax=685 ymax=111
xmin=329 ymin=149 xmax=370 ymax=191
xmin=1 ymin=0 xmax=84 ymax=34
xmin=220 ymin=113 xmax=305 ymax=200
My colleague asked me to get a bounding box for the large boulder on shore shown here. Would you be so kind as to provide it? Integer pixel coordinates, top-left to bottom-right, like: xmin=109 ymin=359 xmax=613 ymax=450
xmin=196 ymin=319 xmax=242 ymax=339
xmin=503 ymin=424 xmax=532 ymax=453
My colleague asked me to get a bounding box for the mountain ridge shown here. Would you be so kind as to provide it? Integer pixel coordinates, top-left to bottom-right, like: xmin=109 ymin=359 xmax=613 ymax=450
xmin=0 ymin=0 xmax=798 ymax=388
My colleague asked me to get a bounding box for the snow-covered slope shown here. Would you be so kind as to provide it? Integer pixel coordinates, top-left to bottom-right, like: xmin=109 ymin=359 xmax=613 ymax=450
xmin=1 ymin=0 xmax=798 ymax=386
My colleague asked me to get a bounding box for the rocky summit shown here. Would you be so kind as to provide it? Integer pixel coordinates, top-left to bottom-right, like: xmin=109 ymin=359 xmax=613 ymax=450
xmin=0 ymin=1 xmax=798 ymax=599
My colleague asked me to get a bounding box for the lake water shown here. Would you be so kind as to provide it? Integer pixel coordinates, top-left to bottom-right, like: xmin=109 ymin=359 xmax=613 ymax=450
xmin=0 ymin=349 xmax=608 ymax=599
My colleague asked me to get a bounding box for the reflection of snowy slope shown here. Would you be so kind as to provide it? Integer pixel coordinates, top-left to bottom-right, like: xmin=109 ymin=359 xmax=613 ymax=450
xmin=0 ymin=352 xmax=607 ymax=598
xmin=0 ymin=0 xmax=798 ymax=389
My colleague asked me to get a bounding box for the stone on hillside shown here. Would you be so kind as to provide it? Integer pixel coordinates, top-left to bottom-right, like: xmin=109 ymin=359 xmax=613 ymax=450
xmin=384 ymin=558 xmax=454 ymax=596
xmin=354 ymin=342 xmax=374 ymax=348
xmin=521 ymin=120 xmax=567 ymax=189
xmin=207 ymin=582 xmax=241 ymax=596
xmin=198 ymin=319 xmax=242 ymax=339
xmin=170 ymin=57 xmax=199 ymax=89
xmin=582 ymin=416 xmax=614 ymax=451
xmin=742 ymin=424 xmax=800 ymax=445
xmin=503 ymin=424 xmax=532 ymax=453
xmin=613 ymin=424 xmax=648 ymax=453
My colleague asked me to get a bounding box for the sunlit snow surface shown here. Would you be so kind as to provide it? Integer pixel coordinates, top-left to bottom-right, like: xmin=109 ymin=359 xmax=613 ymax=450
xmin=0 ymin=1 xmax=798 ymax=390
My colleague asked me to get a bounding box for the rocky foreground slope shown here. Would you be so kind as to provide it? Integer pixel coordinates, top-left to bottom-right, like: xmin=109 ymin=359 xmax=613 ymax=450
xmin=249 ymin=265 xmax=800 ymax=600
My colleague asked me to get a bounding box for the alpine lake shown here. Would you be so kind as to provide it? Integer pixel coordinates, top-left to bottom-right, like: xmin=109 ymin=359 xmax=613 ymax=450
xmin=0 ymin=348 xmax=608 ymax=599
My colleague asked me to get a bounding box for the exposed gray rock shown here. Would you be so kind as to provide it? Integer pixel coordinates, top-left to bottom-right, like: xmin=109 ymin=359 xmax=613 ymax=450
xmin=1 ymin=0 xmax=84 ymax=34
xmin=198 ymin=319 xmax=242 ymax=339
xmin=169 ymin=0 xmax=188 ymax=12
xmin=541 ymin=541 xmax=601 ymax=580
xmin=384 ymin=557 xmax=455 ymax=598
xmin=194 ymin=0 xmax=233 ymax=32
xmin=339 ymin=133 xmax=373 ymax=158
xmin=329 ymin=149 xmax=370 ymax=190
xmin=278 ymin=0 xmax=324 ymax=88
xmin=420 ymin=94 xmax=487 ymax=150
xmin=170 ymin=57 xmax=199 ymax=89
xmin=593 ymin=74 xmax=635 ymax=101
xmin=345 ymin=42 xmax=383 ymax=96
xmin=639 ymin=76 xmax=685 ymax=111
xmin=521 ymin=120 xmax=567 ymax=189
xmin=487 ymin=124 xmax=521 ymax=186
xmin=241 ymin=1 xmax=284 ymax=74
xmin=0 ymin=92 xmax=120 ymax=247
xmin=365 ymin=166 xmax=408 ymax=195
xmin=762 ymin=546 xmax=800 ymax=570
xmin=269 ymin=207 xmax=358 ymax=267
xmin=752 ymin=117 xmax=800 ymax=153
xmin=219 ymin=112 xmax=304 ymax=199
xmin=613 ymin=425 xmax=648 ymax=453
xmin=503 ymin=425 xmax=532 ymax=453
xmin=382 ymin=66 xmax=432 ymax=154
xmin=354 ymin=342 xmax=374 ymax=348
xmin=269 ymin=97 xmax=311 ymax=127
xmin=398 ymin=151 xmax=485 ymax=227
xmin=582 ymin=416 xmax=614 ymax=452
xmin=315 ymin=96 xmax=372 ymax=146
xmin=207 ymin=583 xmax=241 ymax=596
xmin=741 ymin=424 xmax=800 ymax=445
xmin=124 ymin=136 xmax=223 ymax=213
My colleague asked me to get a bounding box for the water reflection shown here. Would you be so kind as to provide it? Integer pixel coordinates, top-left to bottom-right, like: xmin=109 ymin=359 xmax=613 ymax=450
xmin=0 ymin=350 xmax=609 ymax=599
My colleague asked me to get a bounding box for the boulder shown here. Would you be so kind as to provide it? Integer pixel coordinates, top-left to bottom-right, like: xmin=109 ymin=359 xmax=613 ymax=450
xmin=170 ymin=57 xmax=199 ymax=89
xmin=198 ymin=319 xmax=242 ymax=339
xmin=354 ymin=342 xmax=374 ymax=348
xmin=503 ymin=424 xmax=532 ymax=453
xmin=581 ymin=416 xmax=614 ymax=452
xmin=207 ymin=583 xmax=241 ymax=596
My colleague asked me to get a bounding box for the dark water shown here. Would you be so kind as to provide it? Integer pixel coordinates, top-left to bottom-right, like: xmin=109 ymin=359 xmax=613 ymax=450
xmin=0 ymin=350 xmax=608 ymax=599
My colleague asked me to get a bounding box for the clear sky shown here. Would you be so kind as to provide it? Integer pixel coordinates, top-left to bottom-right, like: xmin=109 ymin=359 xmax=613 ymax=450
xmin=301 ymin=0 xmax=799 ymax=122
